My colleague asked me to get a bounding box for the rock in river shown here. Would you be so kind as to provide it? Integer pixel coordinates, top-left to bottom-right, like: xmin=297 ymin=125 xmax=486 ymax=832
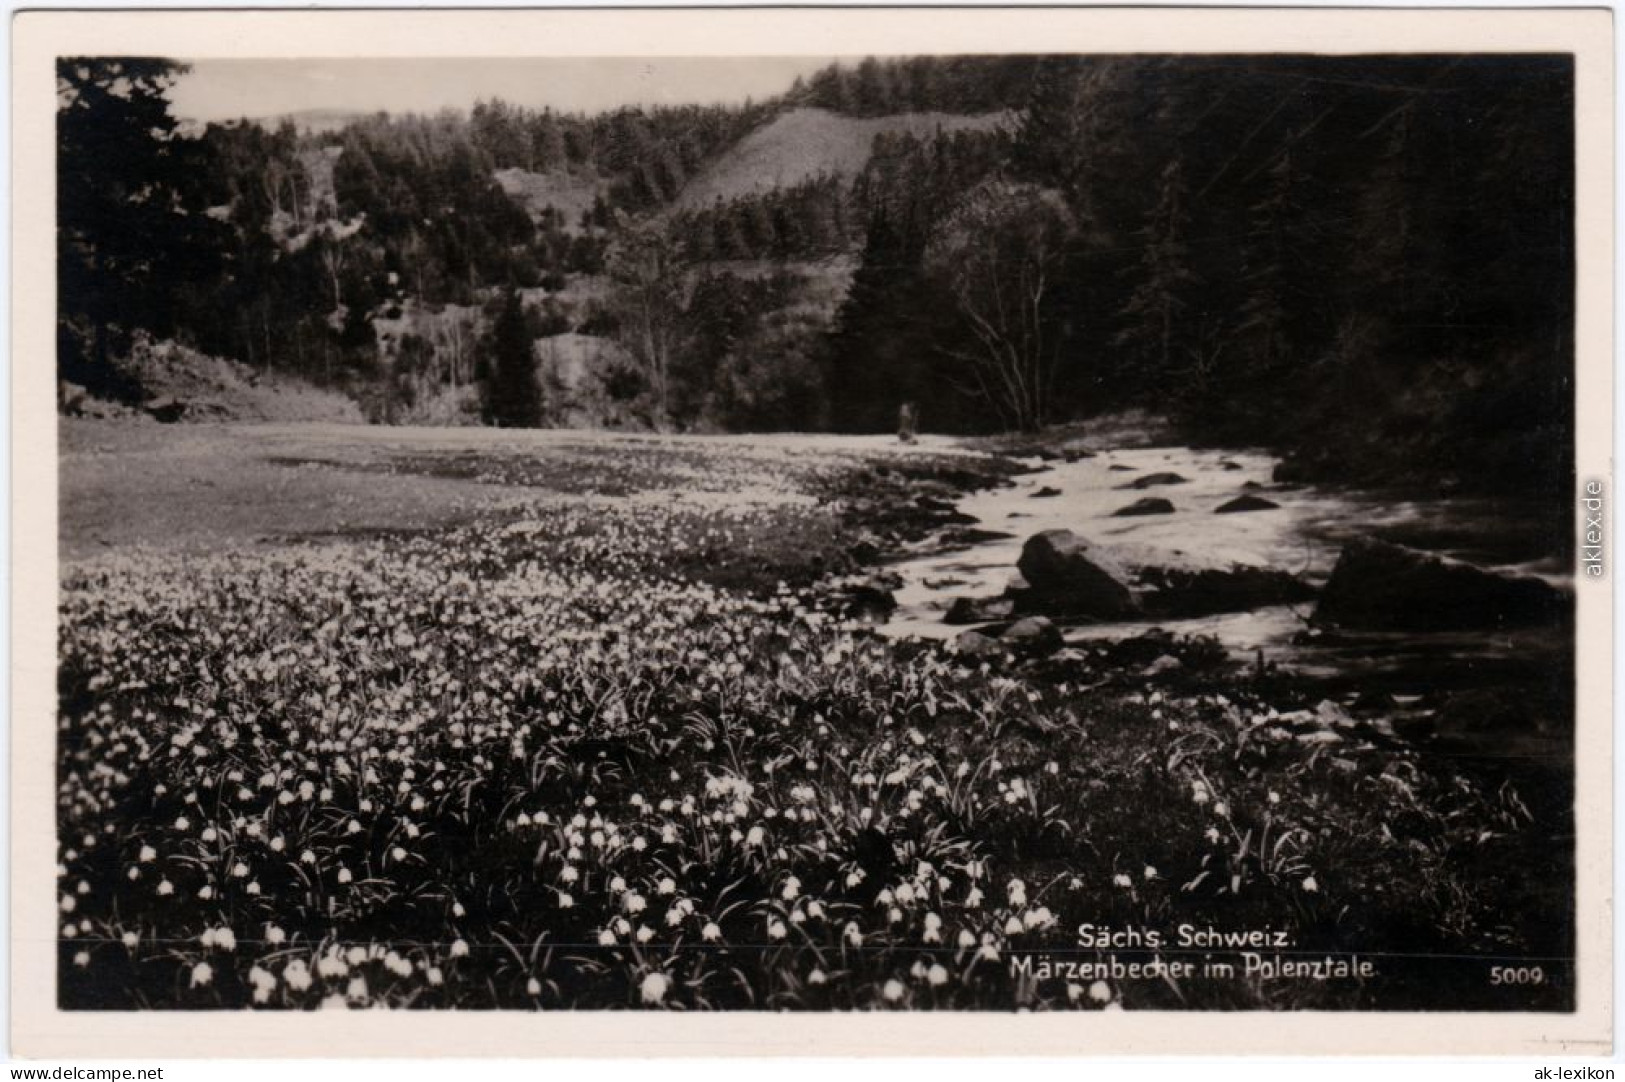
xmin=945 ymin=595 xmax=1016 ymax=625
xmin=1016 ymin=530 xmax=1139 ymax=618
xmin=1113 ymin=497 xmax=1176 ymax=517
xmin=1001 ymin=615 xmax=1064 ymax=657
xmin=1315 ymin=537 xmax=1568 ymax=631
xmin=1136 ymin=564 xmax=1315 ymax=617
xmin=841 ymin=583 xmax=898 ymax=622
xmin=1119 ymin=471 xmax=1187 ymax=490
xmin=1214 ymin=494 xmax=1280 ymax=513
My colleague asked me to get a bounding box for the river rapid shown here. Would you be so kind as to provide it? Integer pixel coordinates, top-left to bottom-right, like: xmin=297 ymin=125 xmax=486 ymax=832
xmin=876 ymin=440 xmax=1572 ymax=700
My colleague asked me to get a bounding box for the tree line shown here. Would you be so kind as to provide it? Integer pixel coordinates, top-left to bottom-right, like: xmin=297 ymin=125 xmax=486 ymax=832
xmin=825 ymin=55 xmax=1574 ymax=498
xmin=57 ymin=54 xmax=1573 ymax=499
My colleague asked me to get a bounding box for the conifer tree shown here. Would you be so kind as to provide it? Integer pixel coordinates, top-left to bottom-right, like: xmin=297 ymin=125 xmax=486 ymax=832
xmin=483 ymin=290 xmax=543 ymax=427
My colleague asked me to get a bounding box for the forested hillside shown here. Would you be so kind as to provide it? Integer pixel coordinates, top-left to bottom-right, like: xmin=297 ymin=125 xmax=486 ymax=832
xmin=58 ymin=54 xmax=1573 ymax=497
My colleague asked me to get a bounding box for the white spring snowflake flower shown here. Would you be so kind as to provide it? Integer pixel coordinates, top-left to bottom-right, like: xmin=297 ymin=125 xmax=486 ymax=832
xmin=284 ymin=960 xmax=312 ymax=992
xmin=639 ymin=972 xmax=671 ymax=1005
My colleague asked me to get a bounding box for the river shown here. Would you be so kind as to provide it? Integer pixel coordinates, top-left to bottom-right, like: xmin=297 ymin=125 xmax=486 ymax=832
xmin=877 ymin=440 xmax=1573 ymax=700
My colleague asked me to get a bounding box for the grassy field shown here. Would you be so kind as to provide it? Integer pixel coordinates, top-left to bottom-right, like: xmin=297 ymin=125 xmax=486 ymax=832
xmin=56 ymin=423 xmax=1572 ymax=1010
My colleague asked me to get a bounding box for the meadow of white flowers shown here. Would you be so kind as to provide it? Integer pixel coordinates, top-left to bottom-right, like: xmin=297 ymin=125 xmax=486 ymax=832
xmin=56 ymin=440 xmax=1565 ymax=1010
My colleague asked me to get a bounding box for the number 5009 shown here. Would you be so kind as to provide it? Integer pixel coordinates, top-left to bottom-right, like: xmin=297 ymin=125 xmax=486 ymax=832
xmin=1489 ymin=966 xmax=1545 ymax=985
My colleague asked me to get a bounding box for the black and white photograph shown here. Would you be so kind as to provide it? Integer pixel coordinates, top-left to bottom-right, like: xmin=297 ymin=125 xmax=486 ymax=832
xmin=13 ymin=5 xmax=1613 ymax=1057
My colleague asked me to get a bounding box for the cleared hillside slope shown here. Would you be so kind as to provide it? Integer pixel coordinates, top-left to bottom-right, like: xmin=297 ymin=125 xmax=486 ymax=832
xmin=494 ymin=167 xmax=610 ymax=233
xmin=673 ymin=107 xmax=1012 ymax=210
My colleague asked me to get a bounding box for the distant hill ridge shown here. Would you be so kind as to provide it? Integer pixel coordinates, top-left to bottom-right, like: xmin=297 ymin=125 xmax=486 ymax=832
xmin=266 ymin=108 xmax=371 ymax=134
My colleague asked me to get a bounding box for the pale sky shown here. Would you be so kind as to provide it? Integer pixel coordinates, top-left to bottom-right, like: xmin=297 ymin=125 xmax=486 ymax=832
xmin=168 ymin=57 xmax=841 ymax=123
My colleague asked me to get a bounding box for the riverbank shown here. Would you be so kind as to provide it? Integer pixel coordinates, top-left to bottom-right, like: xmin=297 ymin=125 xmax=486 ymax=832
xmin=56 ymin=422 xmax=1573 ymax=1010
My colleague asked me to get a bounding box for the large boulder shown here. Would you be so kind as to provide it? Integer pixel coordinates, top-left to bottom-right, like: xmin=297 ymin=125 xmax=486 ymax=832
xmin=1016 ymin=530 xmax=1138 ymax=618
xmin=1315 ymin=537 xmax=1568 ymax=631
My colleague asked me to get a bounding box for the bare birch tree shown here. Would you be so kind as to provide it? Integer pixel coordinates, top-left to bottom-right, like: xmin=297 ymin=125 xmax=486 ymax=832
xmin=925 ymin=180 xmax=1074 ymax=433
